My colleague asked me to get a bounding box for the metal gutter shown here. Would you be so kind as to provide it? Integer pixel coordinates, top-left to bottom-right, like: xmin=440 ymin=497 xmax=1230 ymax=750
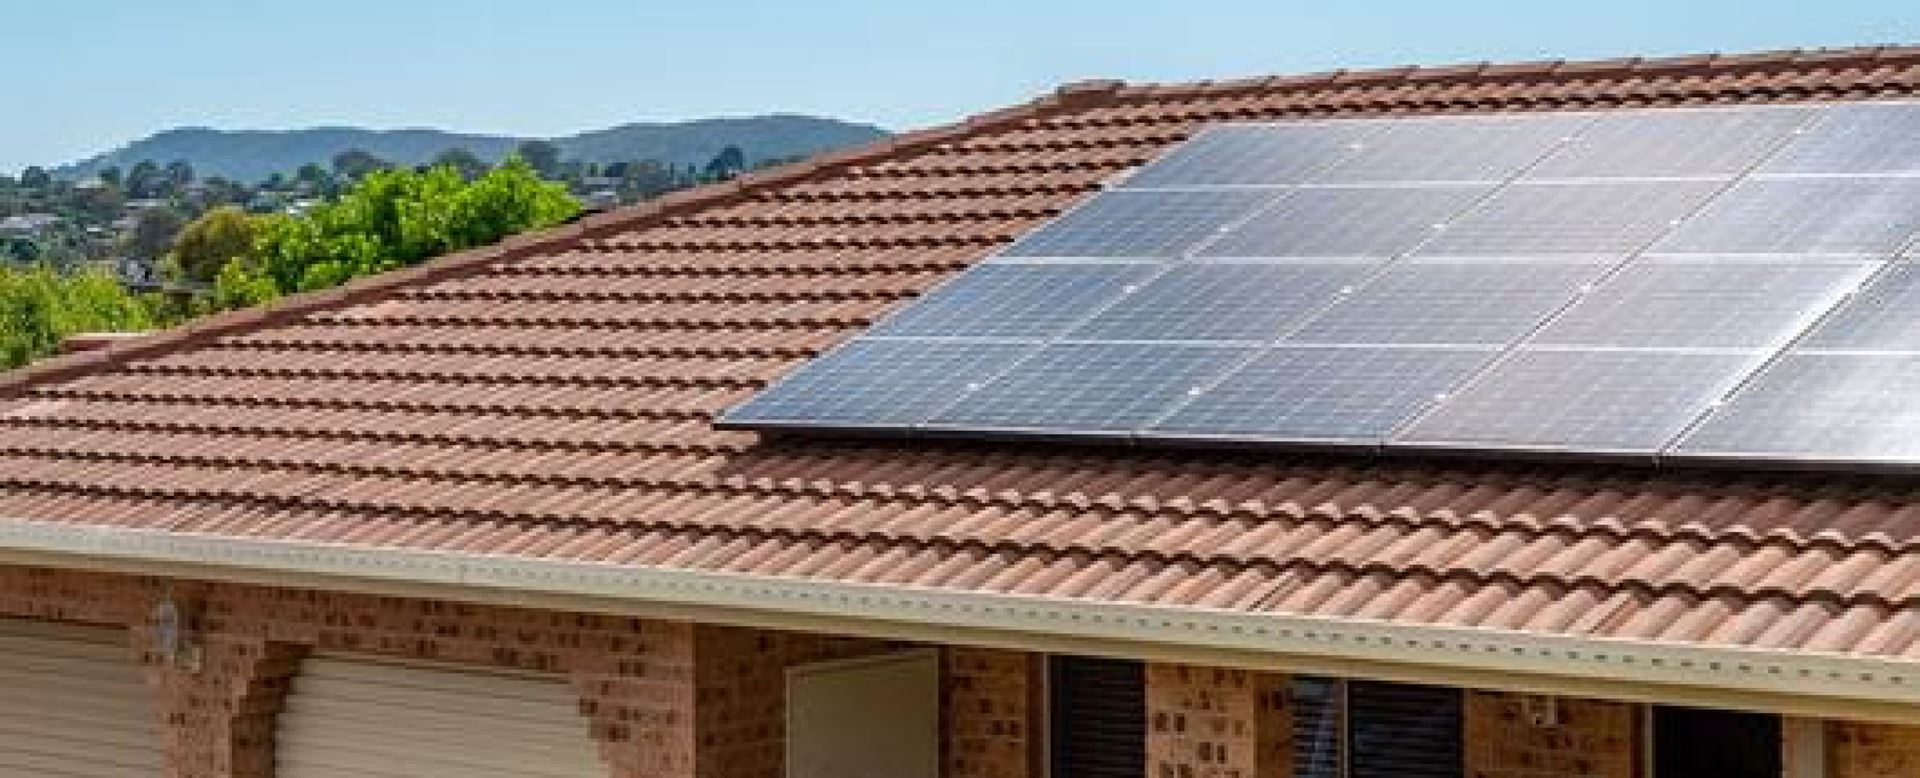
xmin=1 ymin=517 xmax=1917 ymax=723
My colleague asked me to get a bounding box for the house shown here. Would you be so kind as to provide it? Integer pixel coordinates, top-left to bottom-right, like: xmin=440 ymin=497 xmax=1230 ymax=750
xmin=0 ymin=212 xmax=61 ymax=234
xmin=0 ymin=45 xmax=1919 ymax=778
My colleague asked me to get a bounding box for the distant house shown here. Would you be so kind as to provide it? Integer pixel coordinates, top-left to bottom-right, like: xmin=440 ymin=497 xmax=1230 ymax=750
xmin=581 ymin=189 xmax=621 ymax=210
xmin=0 ymin=213 xmax=61 ymax=234
xmin=122 ymin=198 xmax=170 ymax=212
xmin=578 ymin=175 xmax=623 ymax=190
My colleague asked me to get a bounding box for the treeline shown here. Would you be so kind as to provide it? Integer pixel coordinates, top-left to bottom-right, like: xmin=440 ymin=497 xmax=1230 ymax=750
xmin=0 ymin=157 xmax=576 ymax=369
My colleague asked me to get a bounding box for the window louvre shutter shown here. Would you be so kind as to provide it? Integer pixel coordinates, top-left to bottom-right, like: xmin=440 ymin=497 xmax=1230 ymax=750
xmin=1050 ymin=656 xmax=1145 ymax=778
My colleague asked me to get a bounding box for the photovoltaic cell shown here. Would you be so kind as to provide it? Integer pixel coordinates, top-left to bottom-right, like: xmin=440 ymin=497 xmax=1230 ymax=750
xmin=1416 ymin=180 xmax=1723 ymax=257
xmin=1070 ymin=262 xmax=1375 ymax=342
xmin=1802 ymin=263 xmax=1920 ymax=350
xmin=870 ymin=263 xmax=1155 ymax=338
xmin=1200 ymin=185 xmax=1492 ymax=259
xmin=1531 ymin=261 xmax=1877 ymax=349
xmin=1288 ymin=261 xmax=1608 ymax=346
xmin=1316 ymin=113 xmax=1589 ymax=184
xmin=1001 ymin=189 xmax=1282 ymax=258
xmin=726 ymin=101 xmax=1920 ymax=473
xmin=1525 ymin=105 xmax=1812 ymax=179
xmin=1395 ymin=348 xmax=1764 ymax=453
xmin=1651 ymin=177 xmax=1920 ymax=256
xmin=1759 ymin=101 xmax=1920 ymax=175
xmin=928 ymin=342 xmax=1253 ymax=432
xmin=1121 ymin=123 xmax=1381 ymax=188
xmin=1675 ymin=353 xmax=1920 ymax=463
xmin=1149 ymin=346 xmax=1496 ymax=443
xmin=719 ymin=339 xmax=1039 ymax=427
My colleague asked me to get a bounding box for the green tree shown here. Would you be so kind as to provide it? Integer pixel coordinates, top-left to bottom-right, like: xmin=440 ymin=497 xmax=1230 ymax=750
xmin=125 ymin=161 xmax=161 ymax=198
xmin=0 ymin=267 xmax=156 ymax=369
xmin=126 ymin=207 xmax=186 ymax=260
xmin=167 ymin=206 xmax=259 ymax=284
xmin=163 ymin=160 xmax=195 ymax=192
xmin=213 ymin=156 xmax=577 ymax=305
xmin=703 ymin=145 xmax=746 ymax=181
xmin=514 ymin=140 xmax=562 ymax=178
xmin=19 ymin=167 xmax=52 ymax=189
xmin=98 ymin=166 xmax=124 ymax=188
xmin=431 ymin=147 xmax=488 ymax=180
xmin=294 ymin=163 xmax=332 ymax=194
xmin=331 ymin=149 xmax=389 ymax=181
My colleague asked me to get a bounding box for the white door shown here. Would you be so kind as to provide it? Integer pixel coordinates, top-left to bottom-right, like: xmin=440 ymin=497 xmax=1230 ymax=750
xmin=787 ymin=650 xmax=940 ymax=778
xmin=0 ymin=619 xmax=162 ymax=777
xmin=276 ymin=655 xmax=606 ymax=778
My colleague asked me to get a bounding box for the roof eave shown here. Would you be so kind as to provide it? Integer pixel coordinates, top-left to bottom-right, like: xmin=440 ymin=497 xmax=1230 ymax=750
xmin=3 ymin=516 xmax=1917 ymax=724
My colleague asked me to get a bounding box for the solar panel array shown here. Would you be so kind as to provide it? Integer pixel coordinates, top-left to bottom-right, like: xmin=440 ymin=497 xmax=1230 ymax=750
xmin=721 ymin=101 xmax=1920 ymax=472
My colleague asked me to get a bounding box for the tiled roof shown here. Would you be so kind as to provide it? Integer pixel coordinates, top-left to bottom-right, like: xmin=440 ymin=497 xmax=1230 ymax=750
xmin=6 ymin=46 xmax=1920 ymax=661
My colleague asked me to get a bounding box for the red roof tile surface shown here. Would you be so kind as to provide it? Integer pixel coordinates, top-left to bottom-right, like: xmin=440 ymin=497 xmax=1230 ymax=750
xmin=6 ymin=46 xmax=1920 ymax=658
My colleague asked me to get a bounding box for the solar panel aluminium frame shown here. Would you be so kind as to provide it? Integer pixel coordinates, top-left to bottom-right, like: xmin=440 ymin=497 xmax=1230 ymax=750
xmin=721 ymin=100 xmax=1920 ymax=476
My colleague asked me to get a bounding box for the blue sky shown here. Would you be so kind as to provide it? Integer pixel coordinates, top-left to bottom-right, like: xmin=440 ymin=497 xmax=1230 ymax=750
xmin=5 ymin=0 xmax=1914 ymax=174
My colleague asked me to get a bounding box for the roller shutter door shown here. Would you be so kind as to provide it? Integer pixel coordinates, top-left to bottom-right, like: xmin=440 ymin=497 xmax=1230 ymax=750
xmin=0 ymin=619 xmax=162 ymax=777
xmin=1049 ymin=655 xmax=1145 ymax=778
xmin=276 ymin=656 xmax=605 ymax=778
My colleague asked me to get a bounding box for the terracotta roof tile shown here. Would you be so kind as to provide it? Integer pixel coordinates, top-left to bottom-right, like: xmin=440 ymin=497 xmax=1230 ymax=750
xmin=5 ymin=46 xmax=1920 ymax=661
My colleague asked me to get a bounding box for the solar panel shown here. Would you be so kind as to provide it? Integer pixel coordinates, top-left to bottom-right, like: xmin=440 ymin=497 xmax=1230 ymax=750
xmin=927 ymin=342 xmax=1252 ymax=433
xmin=722 ymin=100 xmax=1920 ymax=474
xmin=1001 ymin=189 xmax=1282 ymax=259
xmin=1674 ymin=353 xmax=1920 ymax=464
xmin=1525 ymin=105 xmax=1813 ymax=179
xmin=1801 ymin=262 xmax=1920 ymax=350
xmin=719 ymin=339 xmax=1039 ymax=428
xmin=1148 ymin=346 xmax=1497 ymax=444
xmin=1759 ymin=102 xmax=1920 ymax=175
xmin=1199 ymin=185 xmax=1492 ymax=259
xmin=1394 ymin=348 xmax=1764 ymax=454
xmin=1530 ymin=260 xmax=1877 ymax=349
xmin=1287 ymin=260 xmax=1609 ymax=346
xmin=870 ymin=262 xmax=1156 ymax=338
xmin=1315 ymin=113 xmax=1590 ymax=184
xmin=1122 ymin=123 xmax=1382 ymax=188
xmin=1416 ymin=180 xmax=1724 ymax=257
xmin=1650 ymin=176 xmax=1920 ymax=256
xmin=1070 ymin=261 xmax=1375 ymax=342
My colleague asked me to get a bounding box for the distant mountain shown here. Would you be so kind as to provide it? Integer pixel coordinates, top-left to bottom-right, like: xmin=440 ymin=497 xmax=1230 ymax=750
xmin=55 ymin=115 xmax=889 ymax=184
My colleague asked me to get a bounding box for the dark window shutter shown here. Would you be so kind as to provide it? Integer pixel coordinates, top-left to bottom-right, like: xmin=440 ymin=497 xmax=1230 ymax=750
xmin=1347 ymin=680 xmax=1463 ymax=778
xmin=1654 ymin=706 xmax=1780 ymax=778
xmin=1049 ymin=656 xmax=1145 ymax=778
xmin=1290 ymin=677 xmax=1343 ymax=778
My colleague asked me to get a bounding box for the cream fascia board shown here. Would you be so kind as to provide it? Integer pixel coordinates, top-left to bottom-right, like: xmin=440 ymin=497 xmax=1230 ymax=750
xmin=1 ymin=517 xmax=1917 ymax=716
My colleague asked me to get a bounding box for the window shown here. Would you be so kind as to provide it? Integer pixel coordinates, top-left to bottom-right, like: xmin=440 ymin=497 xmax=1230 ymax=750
xmin=1291 ymin=677 xmax=1463 ymax=778
xmin=1653 ymin=706 xmax=1780 ymax=778
xmin=1049 ymin=656 xmax=1146 ymax=778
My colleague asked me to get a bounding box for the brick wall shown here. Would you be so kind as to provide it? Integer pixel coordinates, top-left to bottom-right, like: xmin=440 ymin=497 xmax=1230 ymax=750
xmin=0 ymin=564 xmax=890 ymax=778
xmin=946 ymin=647 xmax=1042 ymax=778
xmin=1831 ymin=720 xmax=1920 ymax=778
xmin=1145 ymin=662 xmax=1290 ymax=778
xmin=1464 ymin=691 xmax=1638 ymax=778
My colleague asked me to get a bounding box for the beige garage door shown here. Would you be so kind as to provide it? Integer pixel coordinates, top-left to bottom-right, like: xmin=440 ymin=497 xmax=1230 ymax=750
xmin=276 ymin=656 xmax=605 ymax=778
xmin=0 ymin=619 xmax=163 ymax=777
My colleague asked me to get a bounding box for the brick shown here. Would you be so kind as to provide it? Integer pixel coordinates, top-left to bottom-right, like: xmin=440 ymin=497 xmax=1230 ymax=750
xmin=1463 ymin=691 xmax=1638 ymax=778
xmin=1146 ymin=662 xmax=1290 ymax=778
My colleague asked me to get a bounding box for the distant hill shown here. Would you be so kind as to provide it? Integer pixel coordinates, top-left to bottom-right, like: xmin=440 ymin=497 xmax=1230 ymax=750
xmin=56 ymin=115 xmax=889 ymax=183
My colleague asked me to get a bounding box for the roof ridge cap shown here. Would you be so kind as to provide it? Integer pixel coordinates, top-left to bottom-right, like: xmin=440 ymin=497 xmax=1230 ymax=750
xmin=0 ymin=80 xmax=1120 ymax=398
xmin=1122 ymin=42 xmax=1920 ymax=99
